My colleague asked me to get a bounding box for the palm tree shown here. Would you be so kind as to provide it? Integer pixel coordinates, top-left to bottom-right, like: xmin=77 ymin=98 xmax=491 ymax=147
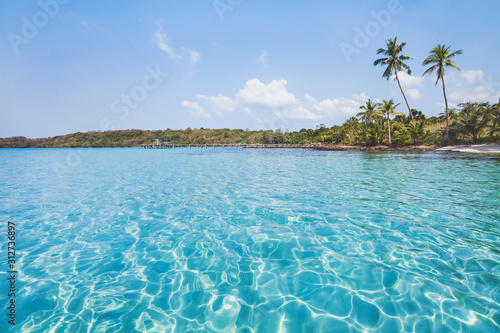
xmin=490 ymin=99 xmax=500 ymax=137
xmin=368 ymin=122 xmax=386 ymax=145
xmin=439 ymin=107 xmax=458 ymax=123
xmin=374 ymin=37 xmax=414 ymax=121
xmin=378 ymin=99 xmax=404 ymax=145
xmin=423 ymin=44 xmax=462 ymax=144
xmin=407 ymin=120 xmax=427 ymax=145
xmin=342 ymin=116 xmax=359 ymax=144
xmin=454 ymin=102 xmax=490 ymax=141
xmin=357 ymin=100 xmax=380 ymax=124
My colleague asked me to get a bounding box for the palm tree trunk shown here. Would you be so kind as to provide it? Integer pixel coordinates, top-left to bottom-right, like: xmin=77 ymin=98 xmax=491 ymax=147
xmin=387 ymin=113 xmax=392 ymax=145
xmin=394 ymin=70 xmax=414 ymax=121
xmin=441 ymin=76 xmax=449 ymax=144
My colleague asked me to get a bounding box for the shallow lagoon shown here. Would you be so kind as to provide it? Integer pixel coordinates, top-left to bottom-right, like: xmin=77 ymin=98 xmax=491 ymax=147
xmin=1 ymin=148 xmax=499 ymax=332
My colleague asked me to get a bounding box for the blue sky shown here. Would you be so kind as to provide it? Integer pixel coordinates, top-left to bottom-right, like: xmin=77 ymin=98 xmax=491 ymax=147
xmin=1 ymin=0 xmax=499 ymax=138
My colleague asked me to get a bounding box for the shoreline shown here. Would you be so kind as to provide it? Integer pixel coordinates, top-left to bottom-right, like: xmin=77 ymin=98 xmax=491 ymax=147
xmin=315 ymin=144 xmax=500 ymax=153
xmin=1 ymin=144 xmax=500 ymax=153
xmin=311 ymin=144 xmax=437 ymax=152
xmin=246 ymin=143 xmax=500 ymax=153
xmin=435 ymin=144 xmax=500 ymax=153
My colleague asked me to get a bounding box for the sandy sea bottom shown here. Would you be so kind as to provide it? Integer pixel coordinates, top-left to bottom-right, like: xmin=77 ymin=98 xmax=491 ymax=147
xmin=0 ymin=148 xmax=499 ymax=332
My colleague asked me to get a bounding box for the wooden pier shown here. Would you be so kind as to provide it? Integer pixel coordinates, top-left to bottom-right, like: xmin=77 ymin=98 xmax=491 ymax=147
xmin=141 ymin=143 xmax=315 ymax=149
xmin=142 ymin=143 xmax=243 ymax=149
xmin=140 ymin=142 xmax=441 ymax=151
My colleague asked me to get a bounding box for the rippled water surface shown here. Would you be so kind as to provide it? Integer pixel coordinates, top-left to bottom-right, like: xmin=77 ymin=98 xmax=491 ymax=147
xmin=1 ymin=148 xmax=499 ymax=332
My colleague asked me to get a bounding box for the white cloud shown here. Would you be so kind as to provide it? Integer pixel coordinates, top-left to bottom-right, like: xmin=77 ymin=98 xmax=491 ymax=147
xmin=188 ymin=50 xmax=201 ymax=64
xmin=183 ymin=78 xmax=367 ymax=126
xmin=282 ymin=105 xmax=322 ymax=120
xmin=154 ymin=30 xmax=180 ymax=60
xmin=196 ymin=94 xmax=238 ymax=114
xmin=305 ymin=93 xmax=317 ymax=104
xmin=447 ymin=69 xmax=500 ymax=103
xmin=154 ymin=27 xmax=200 ymax=65
xmin=81 ymin=20 xmax=102 ymax=30
xmin=352 ymin=92 xmax=368 ymax=102
xmin=312 ymin=98 xmax=360 ymax=117
xmin=236 ymin=79 xmax=299 ymax=108
xmin=460 ymin=70 xmax=484 ymax=84
xmin=406 ymin=88 xmax=423 ymax=100
xmin=395 ymin=71 xmax=425 ymax=88
xmin=182 ymin=101 xmax=211 ymax=118
xmin=259 ymin=50 xmax=268 ymax=65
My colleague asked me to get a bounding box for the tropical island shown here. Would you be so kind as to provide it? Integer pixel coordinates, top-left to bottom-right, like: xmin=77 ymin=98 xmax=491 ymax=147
xmin=2 ymin=38 xmax=499 ymax=150
xmin=2 ymin=101 xmax=497 ymax=150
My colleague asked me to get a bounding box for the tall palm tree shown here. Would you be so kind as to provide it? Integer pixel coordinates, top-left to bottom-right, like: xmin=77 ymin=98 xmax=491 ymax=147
xmin=374 ymin=37 xmax=414 ymax=121
xmin=357 ymin=99 xmax=380 ymax=124
xmin=378 ymin=99 xmax=404 ymax=145
xmin=423 ymin=44 xmax=462 ymax=143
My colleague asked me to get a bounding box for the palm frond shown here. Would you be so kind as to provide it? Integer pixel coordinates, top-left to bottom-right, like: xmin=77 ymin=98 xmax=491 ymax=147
xmin=423 ymin=63 xmax=439 ymax=76
xmin=399 ymin=55 xmax=412 ymax=61
xmin=444 ymin=61 xmax=460 ymax=70
xmin=423 ymin=44 xmax=462 ymax=83
xmin=422 ymin=55 xmax=439 ymax=66
xmin=374 ymin=58 xmax=388 ymax=66
xmin=447 ymin=49 xmax=463 ymax=58
xmin=383 ymin=65 xmax=393 ymax=80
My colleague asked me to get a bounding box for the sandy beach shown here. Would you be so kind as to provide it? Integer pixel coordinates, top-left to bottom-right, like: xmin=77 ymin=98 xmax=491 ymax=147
xmin=314 ymin=144 xmax=500 ymax=153
xmin=436 ymin=144 xmax=500 ymax=153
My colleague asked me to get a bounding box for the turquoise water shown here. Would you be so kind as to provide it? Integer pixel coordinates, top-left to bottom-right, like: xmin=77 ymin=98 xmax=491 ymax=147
xmin=1 ymin=148 xmax=499 ymax=332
